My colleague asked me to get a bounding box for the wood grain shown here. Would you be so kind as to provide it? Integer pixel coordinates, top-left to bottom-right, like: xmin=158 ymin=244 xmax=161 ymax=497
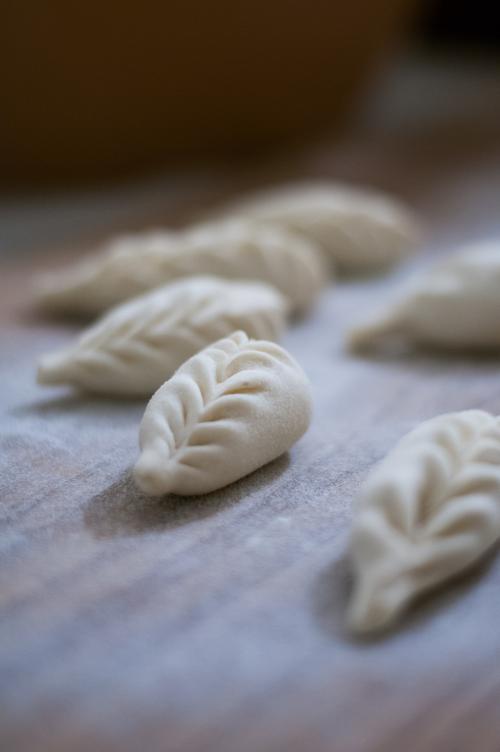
xmin=2 ymin=55 xmax=500 ymax=752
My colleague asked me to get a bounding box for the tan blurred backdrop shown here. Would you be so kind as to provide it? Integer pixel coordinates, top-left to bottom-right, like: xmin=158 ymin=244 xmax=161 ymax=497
xmin=2 ymin=0 xmax=416 ymax=183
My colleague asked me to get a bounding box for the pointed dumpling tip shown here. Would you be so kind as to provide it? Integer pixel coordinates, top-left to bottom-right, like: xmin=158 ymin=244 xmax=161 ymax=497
xmin=347 ymin=573 xmax=412 ymax=636
xmin=34 ymin=273 xmax=71 ymax=309
xmin=347 ymin=311 xmax=404 ymax=352
xmin=347 ymin=588 xmax=395 ymax=636
xmin=229 ymin=330 xmax=249 ymax=345
xmin=133 ymin=450 xmax=173 ymax=496
xmin=37 ymin=350 xmax=72 ymax=385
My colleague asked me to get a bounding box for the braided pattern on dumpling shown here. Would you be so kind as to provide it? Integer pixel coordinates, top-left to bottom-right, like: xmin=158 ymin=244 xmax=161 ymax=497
xmin=348 ymin=410 xmax=500 ymax=634
xmin=37 ymin=277 xmax=288 ymax=396
xmin=348 ymin=243 xmax=500 ymax=351
xmin=36 ymin=220 xmax=325 ymax=316
xmin=134 ymin=331 xmax=312 ymax=495
xmin=224 ymin=182 xmax=421 ymax=271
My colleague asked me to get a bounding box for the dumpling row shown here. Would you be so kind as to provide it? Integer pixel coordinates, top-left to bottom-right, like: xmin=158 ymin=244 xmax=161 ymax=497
xmin=39 ymin=181 xmax=486 ymax=638
xmin=37 ymin=276 xmax=288 ymax=396
xmin=36 ymin=181 xmax=422 ymax=317
xmin=36 ymin=220 xmax=326 ymax=316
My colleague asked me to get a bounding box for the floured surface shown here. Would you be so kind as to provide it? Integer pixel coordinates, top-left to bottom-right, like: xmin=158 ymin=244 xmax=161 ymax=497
xmin=3 ymin=55 xmax=500 ymax=752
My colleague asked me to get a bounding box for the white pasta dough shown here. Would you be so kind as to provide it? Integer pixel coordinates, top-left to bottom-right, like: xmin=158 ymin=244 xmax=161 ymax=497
xmin=133 ymin=331 xmax=312 ymax=495
xmin=348 ymin=243 xmax=500 ymax=351
xmin=37 ymin=277 xmax=288 ymax=396
xmin=35 ymin=219 xmax=325 ymax=316
xmin=348 ymin=410 xmax=500 ymax=634
xmin=223 ymin=182 xmax=421 ymax=272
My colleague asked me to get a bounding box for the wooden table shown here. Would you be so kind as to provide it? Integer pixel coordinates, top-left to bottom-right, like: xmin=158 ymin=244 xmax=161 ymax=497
xmin=2 ymin=54 xmax=500 ymax=751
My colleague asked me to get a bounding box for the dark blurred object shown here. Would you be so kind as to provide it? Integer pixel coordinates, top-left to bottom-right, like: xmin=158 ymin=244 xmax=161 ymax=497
xmin=419 ymin=0 xmax=500 ymax=47
xmin=2 ymin=1 xmax=415 ymax=184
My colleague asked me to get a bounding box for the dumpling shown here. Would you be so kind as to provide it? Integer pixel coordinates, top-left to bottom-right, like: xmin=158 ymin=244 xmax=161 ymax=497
xmin=223 ymin=181 xmax=421 ymax=272
xmin=35 ymin=219 xmax=326 ymax=316
xmin=37 ymin=277 xmax=288 ymax=396
xmin=133 ymin=331 xmax=312 ymax=495
xmin=348 ymin=243 xmax=500 ymax=352
xmin=348 ymin=410 xmax=500 ymax=634
xmin=36 ymin=229 xmax=178 ymax=317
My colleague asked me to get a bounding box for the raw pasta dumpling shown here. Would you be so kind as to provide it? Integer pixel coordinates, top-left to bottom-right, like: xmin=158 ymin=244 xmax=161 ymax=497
xmin=223 ymin=181 xmax=421 ymax=272
xmin=134 ymin=331 xmax=312 ymax=495
xmin=35 ymin=219 xmax=326 ymax=316
xmin=348 ymin=410 xmax=500 ymax=634
xmin=348 ymin=243 xmax=500 ymax=351
xmin=37 ymin=276 xmax=288 ymax=396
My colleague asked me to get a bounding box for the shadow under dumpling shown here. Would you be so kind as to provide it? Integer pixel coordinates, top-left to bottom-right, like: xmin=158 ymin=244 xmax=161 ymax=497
xmin=311 ymin=548 xmax=500 ymax=643
xmin=84 ymin=453 xmax=291 ymax=539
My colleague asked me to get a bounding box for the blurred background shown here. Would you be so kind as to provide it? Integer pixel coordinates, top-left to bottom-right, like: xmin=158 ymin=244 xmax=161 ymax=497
xmin=2 ymin=0 xmax=498 ymax=181
xmin=2 ymin=0 xmax=417 ymax=182
xmin=1 ymin=0 xmax=499 ymax=261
